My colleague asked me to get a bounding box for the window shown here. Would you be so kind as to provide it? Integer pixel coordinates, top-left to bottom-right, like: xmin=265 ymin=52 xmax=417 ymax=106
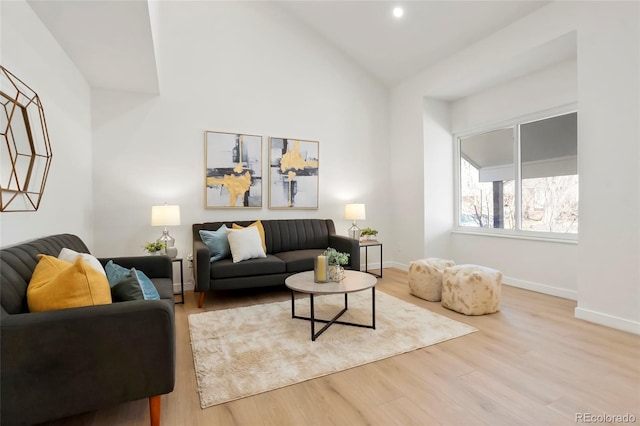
xmin=460 ymin=128 xmax=515 ymax=230
xmin=456 ymin=111 xmax=578 ymax=237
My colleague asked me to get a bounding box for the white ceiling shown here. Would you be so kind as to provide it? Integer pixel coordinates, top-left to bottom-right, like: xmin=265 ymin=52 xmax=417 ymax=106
xmin=278 ymin=1 xmax=549 ymax=86
xmin=27 ymin=0 xmax=553 ymax=93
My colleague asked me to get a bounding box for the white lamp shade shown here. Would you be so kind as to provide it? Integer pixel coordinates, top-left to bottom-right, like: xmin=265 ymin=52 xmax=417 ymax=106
xmin=344 ymin=203 xmax=366 ymax=221
xmin=151 ymin=205 xmax=181 ymax=226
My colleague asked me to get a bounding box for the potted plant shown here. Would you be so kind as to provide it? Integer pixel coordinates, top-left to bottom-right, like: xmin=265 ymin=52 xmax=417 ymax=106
xmin=359 ymin=227 xmax=378 ymax=241
xmin=143 ymin=241 xmax=165 ymax=255
xmin=323 ymin=247 xmax=350 ymax=282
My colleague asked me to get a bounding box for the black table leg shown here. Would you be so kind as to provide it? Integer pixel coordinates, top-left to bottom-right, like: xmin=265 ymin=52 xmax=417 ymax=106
xmin=310 ymin=294 xmax=315 ymax=341
xmin=290 ymin=288 xmax=376 ymax=341
xmin=372 ymin=286 xmax=376 ymax=329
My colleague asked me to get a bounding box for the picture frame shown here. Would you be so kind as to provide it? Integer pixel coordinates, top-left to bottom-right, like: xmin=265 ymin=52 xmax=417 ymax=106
xmin=204 ymin=131 xmax=263 ymax=209
xmin=268 ymin=137 xmax=319 ymax=209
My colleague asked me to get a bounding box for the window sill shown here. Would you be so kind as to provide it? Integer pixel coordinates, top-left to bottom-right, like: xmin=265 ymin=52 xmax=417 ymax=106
xmin=451 ymin=228 xmax=578 ymax=245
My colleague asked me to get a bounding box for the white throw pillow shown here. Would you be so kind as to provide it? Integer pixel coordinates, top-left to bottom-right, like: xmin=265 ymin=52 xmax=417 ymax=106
xmin=58 ymin=247 xmax=107 ymax=276
xmin=226 ymin=226 xmax=267 ymax=263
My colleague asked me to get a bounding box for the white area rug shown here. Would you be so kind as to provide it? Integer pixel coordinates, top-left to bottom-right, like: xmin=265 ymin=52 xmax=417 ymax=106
xmin=188 ymin=290 xmax=476 ymax=408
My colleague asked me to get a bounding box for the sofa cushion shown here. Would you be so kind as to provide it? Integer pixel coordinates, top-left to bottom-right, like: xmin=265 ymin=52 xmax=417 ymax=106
xmin=27 ymin=255 xmax=112 ymax=312
xmin=275 ymin=249 xmax=324 ymax=273
xmin=210 ymin=255 xmax=286 ymax=279
xmin=151 ymin=277 xmax=174 ymax=300
xmin=199 ymin=225 xmax=230 ymax=262
xmin=263 ymin=220 xmax=332 ymax=253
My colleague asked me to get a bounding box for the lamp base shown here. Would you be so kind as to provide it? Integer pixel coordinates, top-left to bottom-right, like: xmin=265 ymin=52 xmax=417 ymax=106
xmin=348 ymin=224 xmax=361 ymax=240
xmin=157 ymin=229 xmax=176 ymax=257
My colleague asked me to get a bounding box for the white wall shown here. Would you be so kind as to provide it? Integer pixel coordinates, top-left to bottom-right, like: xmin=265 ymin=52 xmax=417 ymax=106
xmin=573 ymin=2 xmax=640 ymax=334
xmin=0 ymin=0 xmax=93 ymax=248
xmin=388 ymin=85 xmax=424 ymax=269
xmin=450 ymin=60 xmax=577 ymax=133
xmin=423 ymin=98 xmax=453 ymax=262
xmin=91 ymin=2 xmax=390 ymax=280
xmin=390 ymin=1 xmax=640 ymax=333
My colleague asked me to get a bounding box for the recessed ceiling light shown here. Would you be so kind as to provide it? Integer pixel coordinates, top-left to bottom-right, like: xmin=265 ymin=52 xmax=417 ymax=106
xmin=393 ymin=7 xmax=404 ymax=18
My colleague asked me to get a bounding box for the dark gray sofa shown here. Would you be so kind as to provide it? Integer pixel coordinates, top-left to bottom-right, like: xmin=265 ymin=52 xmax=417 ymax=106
xmin=193 ymin=219 xmax=360 ymax=308
xmin=0 ymin=234 xmax=175 ymax=426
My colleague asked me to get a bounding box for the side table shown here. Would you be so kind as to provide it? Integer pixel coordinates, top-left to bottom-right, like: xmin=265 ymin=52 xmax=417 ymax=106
xmin=172 ymin=258 xmax=184 ymax=304
xmin=360 ymin=241 xmax=382 ymax=278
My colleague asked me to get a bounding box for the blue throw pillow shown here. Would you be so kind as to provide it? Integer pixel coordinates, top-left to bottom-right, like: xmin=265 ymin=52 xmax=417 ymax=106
xmin=105 ymin=260 xmax=160 ymax=300
xmin=105 ymin=260 xmax=129 ymax=285
xmin=199 ymin=224 xmax=231 ymax=262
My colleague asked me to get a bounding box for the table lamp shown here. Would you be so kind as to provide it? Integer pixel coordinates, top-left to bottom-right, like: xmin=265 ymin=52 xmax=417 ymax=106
xmin=344 ymin=203 xmax=365 ymax=240
xmin=151 ymin=204 xmax=181 ymax=257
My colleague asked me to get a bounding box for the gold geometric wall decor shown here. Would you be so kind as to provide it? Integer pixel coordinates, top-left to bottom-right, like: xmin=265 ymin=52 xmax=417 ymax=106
xmin=0 ymin=65 xmax=52 ymax=212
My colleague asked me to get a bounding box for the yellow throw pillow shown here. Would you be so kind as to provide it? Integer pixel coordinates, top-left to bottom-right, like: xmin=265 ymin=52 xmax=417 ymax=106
xmin=233 ymin=220 xmax=266 ymax=253
xmin=27 ymin=255 xmax=112 ymax=312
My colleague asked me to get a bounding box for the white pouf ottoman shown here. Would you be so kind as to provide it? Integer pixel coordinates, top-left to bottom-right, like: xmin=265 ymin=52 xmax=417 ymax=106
xmin=441 ymin=264 xmax=502 ymax=315
xmin=408 ymin=258 xmax=455 ymax=302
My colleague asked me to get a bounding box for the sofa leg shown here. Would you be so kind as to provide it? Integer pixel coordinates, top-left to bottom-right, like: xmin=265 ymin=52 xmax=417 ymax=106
xmin=198 ymin=291 xmax=205 ymax=309
xmin=149 ymin=395 xmax=161 ymax=426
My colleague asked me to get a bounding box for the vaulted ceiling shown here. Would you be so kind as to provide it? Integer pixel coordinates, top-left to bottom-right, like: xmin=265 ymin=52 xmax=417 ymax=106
xmin=27 ymin=1 xmax=556 ymax=94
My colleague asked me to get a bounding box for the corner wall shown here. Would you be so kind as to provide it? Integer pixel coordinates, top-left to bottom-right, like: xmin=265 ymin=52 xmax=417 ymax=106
xmin=0 ymin=0 xmax=93 ymax=248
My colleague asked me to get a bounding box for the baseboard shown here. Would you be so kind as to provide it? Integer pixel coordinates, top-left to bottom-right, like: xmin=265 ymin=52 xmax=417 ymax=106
xmin=503 ymin=276 xmax=577 ymax=301
xmin=389 ymin=261 xmax=409 ymax=272
xmin=174 ymin=280 xmax=195 ymax=293
xmin=360 ymin=261 xmax=394 ymax=272
xmin=384 ymin=265 xmax=577 ymax=302
xmin=574 ymin=307 xmax=640 ymax=335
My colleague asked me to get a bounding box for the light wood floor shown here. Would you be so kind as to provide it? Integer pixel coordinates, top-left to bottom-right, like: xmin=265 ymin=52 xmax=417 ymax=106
xmin=49 ymin=268 xmax=639 ymax=426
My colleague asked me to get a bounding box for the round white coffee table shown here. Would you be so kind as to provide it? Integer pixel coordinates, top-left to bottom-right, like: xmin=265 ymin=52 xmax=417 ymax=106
xmin=285 ymin=270 xmax=377 ymax=341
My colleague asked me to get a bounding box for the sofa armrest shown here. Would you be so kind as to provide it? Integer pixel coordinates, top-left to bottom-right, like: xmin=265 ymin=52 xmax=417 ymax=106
xmin=99 ymin=255 xmax=172 ymax=279
xmin=329 ymin=235 xmax=360 ymax=271
xmin=193 ymin=240 xmax=211 ymax=292
xmin=1 ymin=301 xmax=175 ymax=426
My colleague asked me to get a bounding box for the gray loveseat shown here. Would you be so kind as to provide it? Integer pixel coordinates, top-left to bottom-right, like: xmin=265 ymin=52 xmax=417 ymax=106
xmin=193 ymin=219 xmax=360 ymax=308
xmin=0 ymin=234 xmax=175 ymax=426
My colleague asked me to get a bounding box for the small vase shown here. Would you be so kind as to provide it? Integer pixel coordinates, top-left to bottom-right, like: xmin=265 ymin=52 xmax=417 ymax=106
xmin=329 ymin=265 xmax=345 ymax=282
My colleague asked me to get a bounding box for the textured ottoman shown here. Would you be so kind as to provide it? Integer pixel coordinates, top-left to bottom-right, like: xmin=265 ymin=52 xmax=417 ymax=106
xmin=442 ymin=264 xmax=502 ymax=315
xmin=408 ymin=258 xmax=456 ymax=301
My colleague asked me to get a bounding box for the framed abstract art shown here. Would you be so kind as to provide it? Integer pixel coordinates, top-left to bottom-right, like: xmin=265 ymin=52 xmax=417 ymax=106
xmin=268 ymin=137 xmax=319 ymax=209
xmin=204 ymin=131 xmax=262 ymax=209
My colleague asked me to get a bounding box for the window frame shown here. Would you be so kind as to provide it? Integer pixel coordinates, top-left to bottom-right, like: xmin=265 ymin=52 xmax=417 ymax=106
xmin=453 ymin=103 xmax=578 ymax=243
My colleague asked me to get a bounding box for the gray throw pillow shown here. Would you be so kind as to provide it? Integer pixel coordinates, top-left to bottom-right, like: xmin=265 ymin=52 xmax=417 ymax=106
xmin=110 ymin=269 xmax=145 ymax=302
